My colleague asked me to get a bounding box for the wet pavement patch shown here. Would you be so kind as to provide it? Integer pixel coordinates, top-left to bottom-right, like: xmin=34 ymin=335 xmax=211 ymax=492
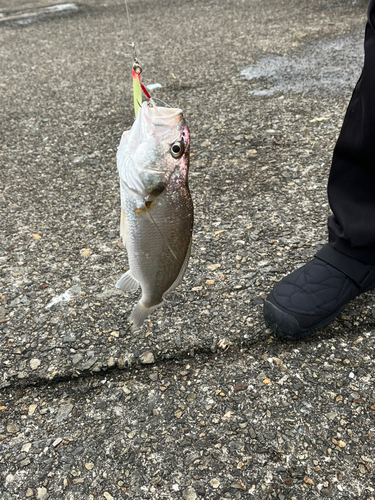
xmin=0 ymin=3 xmax=80 ymax=26
xmin=240 ymin=32 xmax=364 ymax=96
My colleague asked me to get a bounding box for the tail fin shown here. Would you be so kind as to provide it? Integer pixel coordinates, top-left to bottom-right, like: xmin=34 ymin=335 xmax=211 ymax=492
xmin=130 ymin=300 xmax=162 ymax=327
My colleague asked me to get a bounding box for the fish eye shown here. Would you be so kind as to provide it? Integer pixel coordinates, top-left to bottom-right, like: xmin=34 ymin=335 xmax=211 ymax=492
xmin=170 ymin=141 xmax=184 ymax=159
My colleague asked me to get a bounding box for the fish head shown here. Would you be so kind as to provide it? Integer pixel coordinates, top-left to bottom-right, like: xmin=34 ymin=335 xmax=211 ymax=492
xmin=118 ymin=101 xmax=190 ymax=198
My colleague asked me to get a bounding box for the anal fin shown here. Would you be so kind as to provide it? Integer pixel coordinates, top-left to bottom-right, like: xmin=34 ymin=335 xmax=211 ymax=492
xmin=116 ymin=270 xmax=139 ymax=292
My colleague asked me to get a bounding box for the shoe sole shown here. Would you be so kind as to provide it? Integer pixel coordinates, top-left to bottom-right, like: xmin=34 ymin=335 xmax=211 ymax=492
xmin=263 ymin=300 xmax=345 ymax=341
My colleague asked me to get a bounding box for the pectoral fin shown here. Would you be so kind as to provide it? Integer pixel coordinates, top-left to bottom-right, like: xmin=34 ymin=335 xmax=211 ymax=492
xmin=116 ymin=271 xmax=139 ymax=292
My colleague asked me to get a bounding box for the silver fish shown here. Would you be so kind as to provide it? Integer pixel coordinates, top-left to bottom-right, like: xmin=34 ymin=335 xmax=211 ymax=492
xmin=116 ymin=101 xmax=194 ymax=326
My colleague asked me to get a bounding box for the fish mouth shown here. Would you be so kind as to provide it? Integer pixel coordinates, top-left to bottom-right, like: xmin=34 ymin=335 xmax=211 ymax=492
xmin=138 ymin=102 xmax=184 ymax=140
xmin=118 ymin=101 xmax=185 ymax=161
xmin=144 ymin=102 xmax=183 ymax=127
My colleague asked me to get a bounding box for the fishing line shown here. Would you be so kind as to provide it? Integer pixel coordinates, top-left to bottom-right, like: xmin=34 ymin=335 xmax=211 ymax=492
xmin=123 ymin=0 xmax=136 ymax=58
xmin=122 ymin=0 xmax=171 ymax=108
xmin=150 ymin=97 xmax=172 ymax=108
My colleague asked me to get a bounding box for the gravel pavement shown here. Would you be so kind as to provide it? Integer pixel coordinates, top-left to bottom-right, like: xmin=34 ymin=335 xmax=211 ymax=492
xmin=1 ymin=0 xmax=375 ymax=498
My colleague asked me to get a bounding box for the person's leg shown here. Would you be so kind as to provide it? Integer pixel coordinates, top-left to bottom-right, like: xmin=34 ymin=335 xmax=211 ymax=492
xmin=263 ymin=0 xmax=375 ymax=339
xmin=328 ymin=0 xmax=375 ymax=265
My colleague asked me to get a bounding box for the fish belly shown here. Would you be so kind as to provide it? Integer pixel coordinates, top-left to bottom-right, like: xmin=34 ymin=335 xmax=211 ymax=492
xmin=124 ymin=185 xmax=193 ymax=309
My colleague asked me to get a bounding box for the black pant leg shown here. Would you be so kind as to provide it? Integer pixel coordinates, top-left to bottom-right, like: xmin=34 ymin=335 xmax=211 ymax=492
xmin=328 ymin=0 xmax=375 ymax=265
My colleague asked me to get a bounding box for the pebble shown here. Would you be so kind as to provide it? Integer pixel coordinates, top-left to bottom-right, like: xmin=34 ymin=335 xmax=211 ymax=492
xmin=210 ymin=478 xmax=220 ymax=488
xmin=72 ymin=354 xmax=83 ymax=365
xmin=234 ymin=383 xmax=248 ymax=392
xmin=103 ymin=493 xmax=114 ymax=500
xmin=320 ymin=489 xmax=333 ymax=497
xmin=7 ymin=423 xmax=20 ymax=433
xmin=182 ymin=486 xmax=197 ymax=500
xmin=56 ymin=404 xmax=74 ymax=422
xmin=22 ymin=443 xmax=32 ymax=452
xmin=107 ymin=357 xmax=116 ymax=368
xmin=80 ymin=356 xmax=97 ymax=370
xmin=117 ymin=357 xmax=125 ymax=369
xmin=26 ymin=489 xmax=34 ymax=497
xmin=30 ymin=359 xmax=41 ymax=370
xmin=207 ymin=263 xmax=221 ymax=271
xmin=52 ymin=438 xmax=62 ymax=448
xmin=140 ymin=351 xmax=155 ymax=364
xmin=37 ymin=487 xmax=48 ymax=499
xmin=304 ymin=477 xmax=314 ymax=485
xmin=63 ymin=331 xmax=76 ymax=343
xmin=80 ymin=248 xmax=92 ymax=257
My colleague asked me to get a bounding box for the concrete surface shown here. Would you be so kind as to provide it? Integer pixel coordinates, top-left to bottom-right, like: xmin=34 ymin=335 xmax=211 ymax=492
xmin=1 ymin=0 xmax=375 ymax=499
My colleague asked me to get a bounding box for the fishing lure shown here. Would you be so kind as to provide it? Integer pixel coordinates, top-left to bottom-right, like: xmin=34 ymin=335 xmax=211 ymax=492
xmin=132 ymin=58 xmax=151 ymax=118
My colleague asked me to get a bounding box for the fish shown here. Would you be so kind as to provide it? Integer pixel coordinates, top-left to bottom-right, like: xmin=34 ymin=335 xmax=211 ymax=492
xmin=116 ymin=101 xmax=194 ymax=326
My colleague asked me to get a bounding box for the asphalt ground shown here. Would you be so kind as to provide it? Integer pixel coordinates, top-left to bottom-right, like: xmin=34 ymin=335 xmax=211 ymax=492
xmin=1 ymin=0 xmax=375 ymax=499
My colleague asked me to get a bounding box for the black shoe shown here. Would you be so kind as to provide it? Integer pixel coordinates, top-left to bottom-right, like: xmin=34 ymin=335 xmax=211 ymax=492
xmin=263 ymin=244 xmax=375 ymax=340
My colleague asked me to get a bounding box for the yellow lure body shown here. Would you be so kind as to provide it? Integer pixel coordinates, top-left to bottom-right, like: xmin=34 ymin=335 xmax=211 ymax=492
xmin=132 ymin=64 xmax=142 ymax=118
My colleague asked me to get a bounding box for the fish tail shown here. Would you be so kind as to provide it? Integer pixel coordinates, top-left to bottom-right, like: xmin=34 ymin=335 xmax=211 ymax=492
xmin=130 ymin=300 xmax=162 ymax=327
